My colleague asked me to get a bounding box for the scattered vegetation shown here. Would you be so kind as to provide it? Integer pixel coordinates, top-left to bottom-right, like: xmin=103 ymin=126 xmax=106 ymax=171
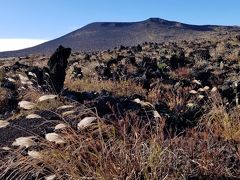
xmin=0 ymin=38 xmax=240 ymax=179
xmin=0 ymin=103 xmax=239 ymax=179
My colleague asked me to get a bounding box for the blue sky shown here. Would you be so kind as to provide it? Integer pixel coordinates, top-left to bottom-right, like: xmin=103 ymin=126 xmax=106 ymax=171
xmin=0 ymin=0 xmax=239 ymax=51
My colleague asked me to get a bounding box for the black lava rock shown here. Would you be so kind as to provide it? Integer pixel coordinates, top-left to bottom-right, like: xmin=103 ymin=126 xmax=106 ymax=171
xmin=47 ymin=45 xmax=71 ymax=93
xmin=169 ymin=50 xmax=185 ymax=69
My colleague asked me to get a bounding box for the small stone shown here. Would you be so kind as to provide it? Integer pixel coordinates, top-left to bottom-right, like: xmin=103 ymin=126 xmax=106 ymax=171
xmin=153 ymin=110 xmax=161 ymax=118
xmin=0 ymin=120 xmax=9 ymax=128
xmin=192 ymin=79 xmax=201 ymax=85
xmin=18 ymin=74 xmax=33 ymax=85
xmin=133 ymin=98 xmax=153 ymax=107
xmin=28 ymin=72 xmax=37 ymax=78
xmin=234 ymin=81 xmax=238 ymax=87
xmin=38 ymin=95 xmax=58 ymax=102
xmin=7 ymin=77 xmax=16 ymax=83
xmin=18 ymin=101 xmax=36 ymax=110
xmin=211 ymin=87 xmax=218 ymax=92
xmin=187 ymin=103 xmax=195 ymax=108
xmin=220 ymin=61 xmax=224 ymax=70
xmin=203 ymin=86 xmax=210 ymax=91
xmin=45 ymin=174 xmax=56 ymax=180
xmin=18 ymin=74 xmax=29 ymax=82
xmin=1 ymin=146 xmax=11 ymax=151
xmin=189 ymin=90 xmax=198 ymax=94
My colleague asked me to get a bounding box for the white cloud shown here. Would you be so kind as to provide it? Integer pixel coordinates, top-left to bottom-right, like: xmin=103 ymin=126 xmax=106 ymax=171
xmin=0 ymin=39 xmax=47 ymax=52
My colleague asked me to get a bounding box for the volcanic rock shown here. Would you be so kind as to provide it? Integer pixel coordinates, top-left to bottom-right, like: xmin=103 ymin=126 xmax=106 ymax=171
xmin=47 ymin=45 xmax=71 ymax=93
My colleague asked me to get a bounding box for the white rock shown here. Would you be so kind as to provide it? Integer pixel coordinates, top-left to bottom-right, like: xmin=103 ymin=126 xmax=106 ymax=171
xmin=38 ymin=95 xmax=58 ymax=102
xmin=26 ymin=114 xmax=42 ymax=119
xmin=189 ymin=90 xmax=198 ymax=94
xmin=0 ymin=120 xmax=9 ymax=128
xmin=54 ymin=123 xmax=68 ymax=130
xmin=192 ymin=79 xmax=201 ymax=85
xmin=198 ymin=88 xmax=205 ymax=92
xmin=18 ymin=74 xmax=33 ymax=85
xmin=45 ymin=133 xmax=65 ymax=144
xmin=1 ymin=146 xmax=11 ymax=151
xmin=19 ymin=86 xmax=26 ymax=90
xmin=133 ymin=98 xmax=153 ymax=107
xmin=45 ymin=174 xmax=56 ymax=180
xmin=187 ymin=103 xmax=195 ymax=108
xmin=153 ymin=110 xmax=161 ymax=118
xmin=28 ymin=72 xmax=37 ymax=78
xmin=12 ymin=136 xmax=36 ymax=148
xmin=44 ymin=72 xmax=50 ymax=77
xmin=18 ymin=101 xmax=36 ymax=110
xmin=78 ymin=117 xmax=97 ymax=130
xmin=57 ymin=105 xmax=74 ymax=110
xmin=18 ymin=74 xmax=29 ymax=82
xmin=211 ymin=87 xmax=218 ymax=92
xmin=220 ymin=61 xmax=224 ymax=70
xmin=7 ymin=77 xmax=16 ymax=82
xmin=28 ymin=150 xmax=42 ymax=159
xmin=203 ymin=86 xmax=210 ymax=91
xmin=198 ymin=95 xmax=204 ymax=99
xmin=236 ymin=98 xmax=239 ymax=107
xmin=25 ymin=81 xmax=33 ymax=85
xmin=234 ymin=81 xmax=238 ymax=87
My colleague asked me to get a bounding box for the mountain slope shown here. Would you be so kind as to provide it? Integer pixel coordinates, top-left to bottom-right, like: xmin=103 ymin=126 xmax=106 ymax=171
xmin=0 ymin=18 xmax=239 ymax=58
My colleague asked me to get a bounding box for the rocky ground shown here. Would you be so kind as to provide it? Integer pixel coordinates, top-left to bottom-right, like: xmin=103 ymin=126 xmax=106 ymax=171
xmin=0 ymin=37 xmax=240 ymax=179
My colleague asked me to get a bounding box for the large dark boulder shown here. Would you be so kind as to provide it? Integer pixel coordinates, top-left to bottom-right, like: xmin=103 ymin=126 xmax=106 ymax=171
xmin=192 ymin=69 xmax=213 ymax=86
xmin=142 ymin=57 xmax=158 ymax=70
xmin=47 ymin=45 xmax=71 ymax=93
xmin=0 ymin=87 xmax=18 ymax=118
xmin=193 ymin=48 xmax=211 ymax=60
xmin=11 ymin=62 xmax=30 ymax=71
xmin=156 ymin=101 xmax=203 ymax=137
xmin=220 ymin=81 xmax=240 ymax=105
xmin=95 ymin=66 xmax=112 ymax=79
xmin=169 ymin=50 xmax=185 ymax=69
xmin=0 ymin=79 xmax=16 ymax=90
xmin=126 ymin=56 xmax=138 ymax=66
xmin=71 ymin=66 xmax=83 ymax=79
xmin=106 ymin=55 xmax=124 ymax=67
xmin=236 ymin=34 xmax=240 ymax=41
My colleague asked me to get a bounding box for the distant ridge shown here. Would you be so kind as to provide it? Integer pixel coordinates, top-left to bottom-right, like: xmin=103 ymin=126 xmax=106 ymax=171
xmin=0 ymin=18 xmax=239 ymax=58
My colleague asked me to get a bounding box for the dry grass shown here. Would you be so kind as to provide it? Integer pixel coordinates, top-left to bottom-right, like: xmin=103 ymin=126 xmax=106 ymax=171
xmin=147 ymin=84 xmax=191 ymax=108
xmin=1 ymin=71 xmax=239 ymax=179
xmin=0 ymin=69 xmax=5 ymax=82
xmin=65 ymin=78 xmax=147 ymax=98
xmin=0 ymin=109 xmax=239 ymax=179
xmin=0 ymin=87 xmax=8 ymax=109
xmin=168 ymin=67 xmax=191 ymax=79
xmin=0 ymin=90 xmax=239 ymax=179
xmin=21 ymin=89 xmax=43 ymax=103
xmin=36 ymin=99 xmax=64 ymax=111
xmin=226 ymin=51 xmax=240 ymax=62
xmin=200 ymin=92 xmax=240 ymax=141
